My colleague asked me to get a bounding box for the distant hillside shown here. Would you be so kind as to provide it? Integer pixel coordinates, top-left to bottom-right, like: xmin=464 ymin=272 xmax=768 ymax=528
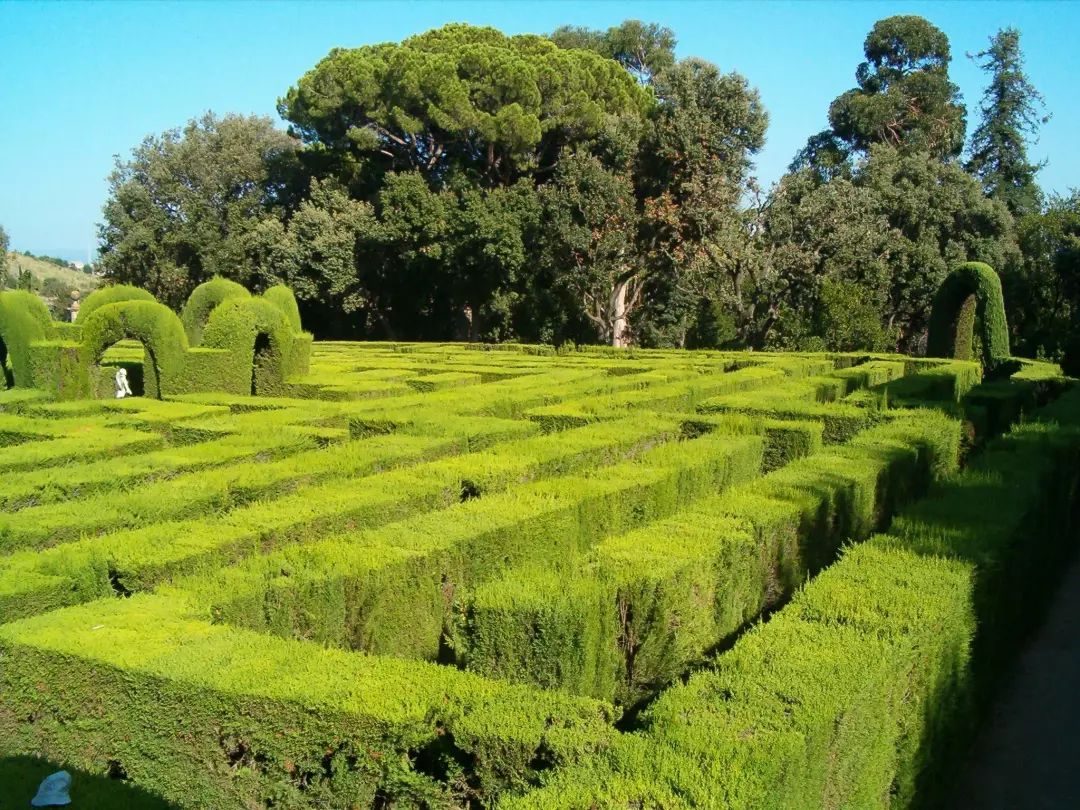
xmin=4 ymin=252 xmax=100 ymax=293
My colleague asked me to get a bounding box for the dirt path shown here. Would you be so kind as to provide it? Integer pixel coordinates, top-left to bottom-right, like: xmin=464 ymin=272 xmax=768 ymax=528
xmin=952 ymin=549 xmax=1080 ymax=809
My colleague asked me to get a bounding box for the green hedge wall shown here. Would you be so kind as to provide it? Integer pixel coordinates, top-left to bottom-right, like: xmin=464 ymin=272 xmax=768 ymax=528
xmin=927 ymin=262 xmax=1011 ymax=372
xmin=501 ymin=387 xmax=1080 ymax=810
xmin=262 ymin=284 xmax=303 ymax=332
xmin=179 ymin=277 xmax=250 ymax=345
xmin=26 ymin=341 xmax=92 ymax=399
xmin=0 ymin=594 xmax=617 ymax=808
xmin=462 ymin=411 xmax=960 ymax=706
xmin=0 ymin=290 xmax=54 ymax=387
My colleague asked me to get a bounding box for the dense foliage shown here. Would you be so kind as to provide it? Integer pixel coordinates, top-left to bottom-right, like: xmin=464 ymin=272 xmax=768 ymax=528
xmin=94 ymin=16 xmax=1074 ymax=365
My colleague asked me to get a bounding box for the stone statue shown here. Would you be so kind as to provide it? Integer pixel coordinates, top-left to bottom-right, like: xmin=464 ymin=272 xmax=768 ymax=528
xmin=115 ymin=367 xmax=133 ymax=399
xmin=67 ymin=289 xmax=81 ymax=323
xmin=31 ymin=770 xmax=71 ymax=806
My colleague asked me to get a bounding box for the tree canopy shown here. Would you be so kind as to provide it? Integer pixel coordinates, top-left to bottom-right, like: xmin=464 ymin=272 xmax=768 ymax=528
xmin=794 ymin=15 xmax=966 ymax=174
xmin=550 ymin=20 xmax=676 ymax=85
xmin=279 ymin=24 xmax=650 ymax=190
xmin=97 ymin=113 xmax=299 ymax=308
xmin=94 ymin=16 xmax=1073 ymax=365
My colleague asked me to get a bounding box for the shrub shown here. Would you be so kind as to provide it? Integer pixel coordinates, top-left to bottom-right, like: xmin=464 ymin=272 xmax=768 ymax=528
xmin=0 ymin=594 xmax=617 ymax=808
xmin=78 ymin=301 xmax=189 ymax=398
xmin=262 ymin=284 xmax=303 ymax=332
xmin=76 ymin=284 xmax=156 ymax=323
xmin=201 ymin=298 xmax=297 ymax=395
xmin=461 ymin=411 xmax=959 ymax=705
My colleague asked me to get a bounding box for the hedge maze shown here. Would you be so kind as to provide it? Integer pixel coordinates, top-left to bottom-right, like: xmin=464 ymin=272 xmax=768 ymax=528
xmin=1 ymin=324 xmax=1078 ymax=807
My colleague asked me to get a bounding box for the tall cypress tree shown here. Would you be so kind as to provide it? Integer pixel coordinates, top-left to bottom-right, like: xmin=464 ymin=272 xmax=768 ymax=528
xmin=967 ymin=28 xmax=1049 ymax=217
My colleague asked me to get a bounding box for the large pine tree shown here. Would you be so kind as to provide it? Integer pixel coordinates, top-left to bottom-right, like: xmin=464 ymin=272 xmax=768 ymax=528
xmin=967 ymin=28 xmax=1049 ymax=217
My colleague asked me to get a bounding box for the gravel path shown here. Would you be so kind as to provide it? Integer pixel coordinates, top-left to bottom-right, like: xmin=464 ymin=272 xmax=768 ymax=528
xmin=952 ymin=549 xmax=1080 ymax=809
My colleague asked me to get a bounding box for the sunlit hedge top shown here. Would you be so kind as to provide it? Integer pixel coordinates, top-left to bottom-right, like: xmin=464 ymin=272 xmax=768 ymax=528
xmin=180 ymin=277 xmax=251 ymax=345
xmin=78 ymin=284 xmax=157 ymax=324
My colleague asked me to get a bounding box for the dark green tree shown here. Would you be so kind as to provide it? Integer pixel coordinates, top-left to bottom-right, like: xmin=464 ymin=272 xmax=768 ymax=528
xmin=638 ymin=58 xmax=768 ymax=346
xmin=0 ymin=225 xmax=9 ymax=278
xmin=98 ymin=112 xmax=300 ymax=307
xmin=759 ymin=168 xmax=897 ymax=350
xmin=39 ymin=277 xmax=74 ymax=321
xmin=538 ymin=152 xmax=640 ymax=346
xmin=852 ymin=146 xmax=1015 ymax=350
xmin=796 ymin=16 xmax=966 ymax=171
xmin=249 ymin=179 xmax=386 ymax=339
xmin=966 ymin=28 xmax=1049 ymax=217
xmin=763 ymin=146 xmax=1015 ymax=352
xmin=279 ymin=24 xmax=649 ymax=191
xmin=1007 ymin=192 xmax=1080 ymax=361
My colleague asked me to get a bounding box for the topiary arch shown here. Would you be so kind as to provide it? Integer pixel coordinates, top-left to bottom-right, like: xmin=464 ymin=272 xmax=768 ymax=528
xmin=78 ymin=301 xmax=190 ymax=398
xmin=927 ymin=262 xmax=1010 ymax=372
xmin=261 ymin=285 xmax=303 ymax=334
xmin=202 ymin=298 xmax=297 ymax=396
xmin=180 ymin=277 xmax=252 ymax=345
xmin=78 ymin=284 xmax=157 ymax=324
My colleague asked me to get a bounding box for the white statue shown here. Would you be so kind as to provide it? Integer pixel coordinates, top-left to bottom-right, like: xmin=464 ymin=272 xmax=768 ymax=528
xmin=115 ymin=367 xmax=133 ymax=399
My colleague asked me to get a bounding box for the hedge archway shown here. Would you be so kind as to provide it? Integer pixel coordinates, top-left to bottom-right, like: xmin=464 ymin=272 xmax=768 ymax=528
xmin=78 ymin=285 xmax=157 ymax=324
xmin=0 ymin=290 xmax=54 ymax=387
xmin=181 ymin=277 xmax=251 ymax=345
xmin=262 ymin=285 xmax=303 ymax=333
xmin=78 ymin=301 xmax=189 ymax=399
xmin=927 ymin=262 xmax=1010 ymax=371
xmin=202 ymin=298 xmax=295 ymax=395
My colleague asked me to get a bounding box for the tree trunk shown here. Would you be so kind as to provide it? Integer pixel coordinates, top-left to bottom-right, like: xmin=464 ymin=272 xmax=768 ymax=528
xmin=611 ymin=279 xmax=630 ymax=348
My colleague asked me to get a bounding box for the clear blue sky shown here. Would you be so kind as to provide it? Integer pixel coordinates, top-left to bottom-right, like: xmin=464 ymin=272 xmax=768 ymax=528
xmin=2 ymin=0 xmax=1077 ymax=261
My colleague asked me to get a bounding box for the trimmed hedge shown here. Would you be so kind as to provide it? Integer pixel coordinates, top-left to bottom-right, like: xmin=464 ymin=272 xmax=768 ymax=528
xmin=202 ymin=297 xmax=300 ymax=395
xmin=179 ymin=277 xmax=250 ymax=345
xmin=262 ymin=283 xmax=303 ymax=332
xmin=78 ymin=300 xmax=189 ymax=398
xmin=2 ymin=281 xmax=312 ymax=400
xmin=927 ymin=262 xmax=1010 ymax=372
xmin=501 ymin=386 xmax=1080 ymax=810
xmin=461 ymin=411 xmax=960 ymax=705
xmin=0 ymin=429 xmax=318 ymax=511
xmin=166 ymin=425 xmax=743 ymax=648
xmin=0 ymin=416 xmax=679 ymax=615
xmin=28 ymin=341 xmax=94 ymax=399
xmin=183 ymin=431 xmax=763 ymax=663
xmin=699 ymin=374 xmax=888 ymax=444
xmin=0 ymin=594 xmax=617 ymax=808
xmin=0 ymin=290 xmax=54 ymax=387
xmin=76 ymin=284 xmax=157 ymax=323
